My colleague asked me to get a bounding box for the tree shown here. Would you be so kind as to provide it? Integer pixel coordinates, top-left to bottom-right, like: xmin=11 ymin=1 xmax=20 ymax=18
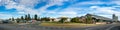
xmin=37 ymin=17 xmax=40 ymax=21
xmin=20 ymin=16 xmax=27 ymax=23
xmin=34 ymin=14 xmax=38 ymax=20
xmin=12 ymin=17 xmax=15 ymax=21
xmin=21 ymin=16 xmax=24 ymax=20
xmin=59 ymin=17 xmax=68 ymax=23
xmin=86 ymin=14 xmax=93 ymax=24
xmin=40 ymin=17 xmax=50 ymax=21
xmin=24 ymin=14 xmax=31 ymax=21
xmin=70 ymin=17 xmax=80 ymax=23
xmin=8 ymin=18 xmax=12 ymax=20
xmin=16 ymin=18 xmax=20 ymax=23
xmin=25 ymin=15 xmax=28 ymax=21
xmin=28 ymin=14 xmax=31 ymax=20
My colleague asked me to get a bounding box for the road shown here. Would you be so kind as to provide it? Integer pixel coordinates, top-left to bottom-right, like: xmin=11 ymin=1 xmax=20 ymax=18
xmin=85 ymin=24 xmax=120 ymax=30
xmin=0 ymin=24 xmax=120 ymax=30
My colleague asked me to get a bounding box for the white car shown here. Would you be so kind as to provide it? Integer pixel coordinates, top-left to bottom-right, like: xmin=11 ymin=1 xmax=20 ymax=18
xmin=1 ymin=20 xmax=13 ymax=24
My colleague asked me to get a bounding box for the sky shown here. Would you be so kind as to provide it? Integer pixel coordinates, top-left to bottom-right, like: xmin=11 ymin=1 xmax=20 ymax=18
xmin=0 ymin=0 xmax=120 ymax=20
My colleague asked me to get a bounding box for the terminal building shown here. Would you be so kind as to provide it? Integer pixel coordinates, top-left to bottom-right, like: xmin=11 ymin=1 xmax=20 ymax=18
xmin=83 ymin=14 xmax=119 ymax=23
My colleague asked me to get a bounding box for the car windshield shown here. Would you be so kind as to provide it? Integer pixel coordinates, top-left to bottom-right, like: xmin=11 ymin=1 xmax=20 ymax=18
xmin=0 ymin=0 xmax=120 ymax=30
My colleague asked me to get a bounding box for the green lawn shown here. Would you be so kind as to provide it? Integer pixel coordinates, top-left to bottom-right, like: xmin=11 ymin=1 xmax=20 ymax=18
xmin=40 ymin=22 xmax=105 ymax=28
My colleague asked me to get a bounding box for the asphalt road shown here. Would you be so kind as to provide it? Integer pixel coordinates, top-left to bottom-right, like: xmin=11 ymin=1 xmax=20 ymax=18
xmin=84 ymin=24 xmax=120 ymax=30
xmin=0 ymin=24 xmax=120 ymax=30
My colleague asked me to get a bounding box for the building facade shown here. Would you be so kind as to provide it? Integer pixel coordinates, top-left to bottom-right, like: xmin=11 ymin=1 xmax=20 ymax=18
xmin=112 ymin=14 xmax=118 ymax=22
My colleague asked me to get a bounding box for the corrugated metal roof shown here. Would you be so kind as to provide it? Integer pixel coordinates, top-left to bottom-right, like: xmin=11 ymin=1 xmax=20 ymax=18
xmin=92 ymin=15 xmax=112 ymax=20
xmin=87 ymin=14 xmax=113 ymax=21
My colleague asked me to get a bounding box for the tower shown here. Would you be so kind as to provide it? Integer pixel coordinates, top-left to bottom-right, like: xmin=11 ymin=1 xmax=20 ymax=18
xmin=112 ymin=14 xmax=115 ymax=20
xmin=112 ymin=14 xmax=118 ymax=22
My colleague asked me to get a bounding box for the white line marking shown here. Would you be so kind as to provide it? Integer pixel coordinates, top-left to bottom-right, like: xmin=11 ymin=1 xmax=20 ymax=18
xmin=106 ymin=26 xmax=115 ymax=30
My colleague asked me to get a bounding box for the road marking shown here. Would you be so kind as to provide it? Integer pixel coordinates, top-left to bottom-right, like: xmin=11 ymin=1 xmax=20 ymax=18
xmin=85 ymin=27 xmax=94 ymax=30
xmin=106 ymin=26 xmax=115 ymax=30
xmin=85 ymin=28 xmax=93 ymax=30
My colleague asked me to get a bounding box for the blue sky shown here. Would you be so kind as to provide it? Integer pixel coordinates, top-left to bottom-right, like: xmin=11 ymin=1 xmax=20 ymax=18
xmin=0 ymin=0 xmax=120 ymax=20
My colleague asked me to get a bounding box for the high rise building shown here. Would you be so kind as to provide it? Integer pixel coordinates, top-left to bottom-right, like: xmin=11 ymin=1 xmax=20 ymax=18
xmin=112 ymin=14 xmax=118 ymax=22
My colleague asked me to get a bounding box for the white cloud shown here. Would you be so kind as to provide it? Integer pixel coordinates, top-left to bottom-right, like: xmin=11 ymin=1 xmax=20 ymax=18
xmin=18 ymin=12 xmax=25 ymax=14
xmin=47 ymin=11 xmax=56 ymax=14
xmin=90 ymin=6 xmax=120 ymax=14
xmin=1 ymin=0 xmax=120 ymax=20
xmin=80 ymin=1 xmax=105 ymax=5
xmin=90 ymin=6 xmax=99 ymax=9
xmin=71 ymin=1 xmax=106 ymax=7
xmin=72 ymin=0 xmax=120 ymax=8
xmin=0 ymin=0 xmax=40 ymax=15
xmin=90 ymin=6 xmax=120 ymax=20
xmin=0 ymin=0 xmax=1 ymax=2
xmin=0 ymin=13 xmax=12 ymax=19
xmin=48 ymin=0 xmax=64 ymax=6
xmin=36 ymin=0 xmax=68 ymax=15
xmin=0 ymin=0 xmax=69 ymax=19
xmin=18 ymin=0 xmax=40 ymax=7
xmin=58 ymin=11 xmax=77 ymax=15
xmin=38 ymin=0 xmax=66 ymax=11
xmin=111 ymin=0 xmax=120 ymax=5
xmin=0 ymin=0 xmax=68 ymax=19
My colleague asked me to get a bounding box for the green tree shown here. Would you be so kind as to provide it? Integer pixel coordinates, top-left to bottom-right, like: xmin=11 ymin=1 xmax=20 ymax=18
xmin=37 ymin=17 xmax=40 ymax=21
xmin=16 ymin=18 xmax=20 ymax=23
xmin=25 ymin=15 xmax=28 ymax=21
xmin=86 ymin=14 xmax=93 ymax=24
xmin=12 ymin=17 xmax=15 ymax=21
xmin=21 ymin=16 xmax=24 ymax=20
xmin=28 ymin=14 xmax=31 ymax=20
xmin=8 ymin=18 xmax=12 ymax=20
xmin=25 ymin=14 xmax=31 ymax=21
xmin=59 ymin=17 xmax=68 ymax=23
xmin=70 ymin=17 xmax=80 ymax=23
xmin=40 ymin=17 xmax=50 ymax=21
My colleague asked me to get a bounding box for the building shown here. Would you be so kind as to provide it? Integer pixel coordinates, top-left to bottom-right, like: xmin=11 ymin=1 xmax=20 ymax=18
xmin=80 ymin=14 xmax=119 ymax=23
xmin=40 ymin=14 xmax=119 ymax=23
xmin=76 ymin=14 xmax=119 ymax=24
xmin=112 ymin=14 xmax=118 ymax=22
xmin=54 ymin=17 xmax=71 ymax=22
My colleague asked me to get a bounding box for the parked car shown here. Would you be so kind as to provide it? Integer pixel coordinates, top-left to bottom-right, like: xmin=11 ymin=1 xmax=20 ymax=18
xmin=2 ymin=20 xmax=12 ymax=24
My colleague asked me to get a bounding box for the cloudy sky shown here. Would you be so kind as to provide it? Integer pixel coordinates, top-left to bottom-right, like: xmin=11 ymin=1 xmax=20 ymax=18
xmin=0 ymin=0 xmax=120 ymax=20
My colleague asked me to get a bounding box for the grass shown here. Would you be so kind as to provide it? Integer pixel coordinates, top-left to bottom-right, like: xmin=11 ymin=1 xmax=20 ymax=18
xmin=40 ymin=22 xmax=105 ymax=28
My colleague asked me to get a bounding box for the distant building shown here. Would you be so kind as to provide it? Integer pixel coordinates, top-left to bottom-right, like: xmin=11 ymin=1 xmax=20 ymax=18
xmin=50 ymin=14 xmax=119 ymax=23
xmin=80 ymin=14 xmax=117 ymax=23
xmin=54 ymin=17 xmax=71 ymax=22
xmin=112 ymin=14 xmax=118 ymax=22
xmin=49 ymin=18 xmax=56 ymax=22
